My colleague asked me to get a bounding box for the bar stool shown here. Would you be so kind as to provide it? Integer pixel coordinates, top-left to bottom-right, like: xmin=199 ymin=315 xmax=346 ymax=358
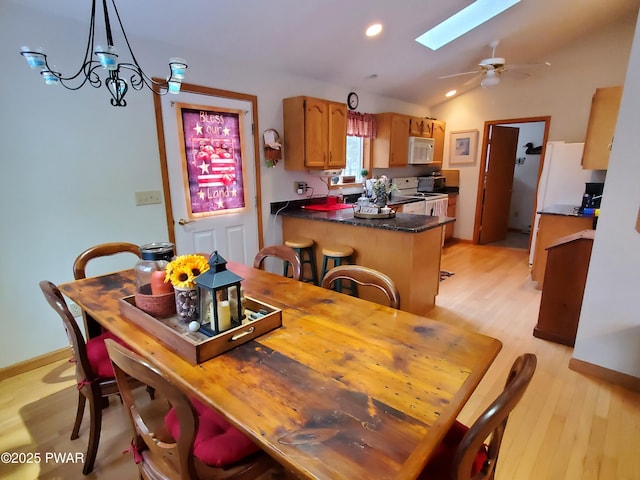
xmin=284 ymin=238 xmax=319 ymax=285
xmin=320 ymin=245 xmax=357 ymax=296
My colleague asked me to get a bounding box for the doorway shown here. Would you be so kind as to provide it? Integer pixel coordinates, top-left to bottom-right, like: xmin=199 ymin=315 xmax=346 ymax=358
xmin=152 ymin=82 xmax=265 ymax=261
xmin=473 ymin=116 xmax=551 ymax=249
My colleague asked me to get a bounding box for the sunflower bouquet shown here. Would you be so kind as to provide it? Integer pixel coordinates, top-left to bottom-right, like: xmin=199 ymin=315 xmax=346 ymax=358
xmin=165 ymin=254 xmax=210 ymax=289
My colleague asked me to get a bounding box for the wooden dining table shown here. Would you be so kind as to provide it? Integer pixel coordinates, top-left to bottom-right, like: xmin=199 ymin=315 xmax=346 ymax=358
xmin=59 ymin=261 xmax=502 ymax=480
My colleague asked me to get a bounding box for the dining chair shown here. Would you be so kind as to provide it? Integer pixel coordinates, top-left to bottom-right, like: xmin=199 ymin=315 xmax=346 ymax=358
xmin=73 ymin=242 xmax=142 ymax=338
xmin=39 ymin=280 xmax=140 ymax=475
xmin=253 ymin=245 xmax=303 ymax=281
xmin=418 ymin=353 xmax=537 ymax=480
xmin=321 ymin=265 xmax=400 ymax=309
xmin=105 ymin=339 xmax=280 ymax=480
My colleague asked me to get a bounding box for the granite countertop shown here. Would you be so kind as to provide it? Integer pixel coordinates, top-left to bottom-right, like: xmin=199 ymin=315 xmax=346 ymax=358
xmin=275 ymin=206 xmax=453 ymax=233
xmin=538 ymin=204 xmax=589 ymax=217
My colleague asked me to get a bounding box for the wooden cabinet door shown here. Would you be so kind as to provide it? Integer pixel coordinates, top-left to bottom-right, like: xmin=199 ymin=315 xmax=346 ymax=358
xmin=409 ymin=117 xmax=431 ymax=137
xmin=389 ymin=114 xmax=410 ymax=167
xmin=431 ymin=120 xmax=446 ymax=164
xmin=327 ymin=102 xmax=347 ymax=168
xmin=581 ymin=86 xmax=622 ymax=170
xmin=304 ymin=98 xmax=328 ymax=168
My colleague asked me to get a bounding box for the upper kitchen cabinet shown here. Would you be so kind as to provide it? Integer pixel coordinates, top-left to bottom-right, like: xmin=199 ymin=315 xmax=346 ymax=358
xmin=372 ymin=113 xmax=410 ymax=168
xmin=283 ymin=96 xmax=347 ymax=171
xmin=581 ymin=86 xmax=622 ymax=170
xmin=430 ymin=120 xmax=446 ymax=164
xmin=409 ymin=117 xmax=431 ymax=137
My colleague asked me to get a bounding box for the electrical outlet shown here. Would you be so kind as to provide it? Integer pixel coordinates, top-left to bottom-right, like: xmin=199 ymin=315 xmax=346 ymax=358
xmin=68 ymin=302 xmax=83 ymax=317
xmin=135 ymin=190 xmax=162 ymax=206
xmin=294 ymin=181 xmax=308 ymax=194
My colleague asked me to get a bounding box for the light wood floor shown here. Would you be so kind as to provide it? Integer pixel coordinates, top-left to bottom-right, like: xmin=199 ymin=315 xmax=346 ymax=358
xmin=1 ymin=242 xmax=639 ymax=479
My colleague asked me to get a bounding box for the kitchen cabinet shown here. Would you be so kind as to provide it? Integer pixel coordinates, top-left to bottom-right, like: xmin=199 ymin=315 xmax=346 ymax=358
xmin=530 ymin=213 xmax=593 ymax=289
xmin=430 ymin=120 xmax=446 ymax=164
xmin=372 ymin=113 xmax=410 ymax=168
xmin=444 ymin=193 xmax=457 ymax=242
xmin=581 ymin=86 xmax=622 ymax=170
xmin=283 ymin=96 xmax=347 ymax=171
xmin=409 ymin=117 xmax=431 ymax=137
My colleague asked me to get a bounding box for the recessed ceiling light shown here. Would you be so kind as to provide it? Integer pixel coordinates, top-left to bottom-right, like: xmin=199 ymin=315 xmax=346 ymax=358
xmin=445 ymin=90 xmax=457 ymax=97
xmin=366 ymin=23 xmax=383 ymax=37
xmin=416 ymin=0 xmax=521 ymax=50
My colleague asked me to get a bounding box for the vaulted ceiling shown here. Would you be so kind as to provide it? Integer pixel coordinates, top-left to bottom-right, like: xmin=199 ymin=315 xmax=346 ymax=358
xmin=12 ymin=0 xmax=640 ymax=107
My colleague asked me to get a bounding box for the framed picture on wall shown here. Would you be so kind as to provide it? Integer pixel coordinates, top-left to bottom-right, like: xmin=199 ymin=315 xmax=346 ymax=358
xmin=450 ymin=129 xmax=479 ymax=165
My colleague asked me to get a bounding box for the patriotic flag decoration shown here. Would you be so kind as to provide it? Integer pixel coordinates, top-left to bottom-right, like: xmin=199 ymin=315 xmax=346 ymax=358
xmin=179 ymin=107 xmax=245 ymax=214
xmin=193 ymin=139 xmax=236 ymax=188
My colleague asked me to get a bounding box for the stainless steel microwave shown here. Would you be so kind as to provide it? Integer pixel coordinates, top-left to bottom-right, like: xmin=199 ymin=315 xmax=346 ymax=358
xmin=408 ymin=137 xmax=434 ymax=164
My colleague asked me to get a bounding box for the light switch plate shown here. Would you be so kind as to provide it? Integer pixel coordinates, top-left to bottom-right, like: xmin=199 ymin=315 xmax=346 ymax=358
xmin=135 ymin=190 xmax=162 ymax=206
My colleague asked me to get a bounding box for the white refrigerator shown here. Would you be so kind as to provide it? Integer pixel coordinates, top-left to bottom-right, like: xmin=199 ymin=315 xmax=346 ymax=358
xmin=528 ymin=141 xmax=604 ymax=265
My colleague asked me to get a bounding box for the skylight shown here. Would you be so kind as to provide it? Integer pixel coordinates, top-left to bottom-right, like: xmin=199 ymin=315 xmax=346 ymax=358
xmin=415 ymin=0 xmax=521 ymax=50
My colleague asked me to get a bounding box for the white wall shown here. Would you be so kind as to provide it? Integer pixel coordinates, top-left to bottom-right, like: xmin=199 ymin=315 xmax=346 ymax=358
xmin=506 ymin=122 xmax=544 ymax=232
xmin=431 ymin=14 xmax=637 ymax=240
xmin=573 ymin=12 xmax=640 ymax=378
xmin=0 ymin=4 xmax=431 ymax=367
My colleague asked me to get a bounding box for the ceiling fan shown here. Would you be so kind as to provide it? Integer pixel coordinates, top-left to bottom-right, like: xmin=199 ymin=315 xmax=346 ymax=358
xmin=440 ymin=40 xmax=549 ymax=88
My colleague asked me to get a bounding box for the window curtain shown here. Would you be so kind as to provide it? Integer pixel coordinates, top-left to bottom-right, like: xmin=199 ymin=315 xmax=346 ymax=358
xmin=347 ymin=111 xmax=377 ymax=138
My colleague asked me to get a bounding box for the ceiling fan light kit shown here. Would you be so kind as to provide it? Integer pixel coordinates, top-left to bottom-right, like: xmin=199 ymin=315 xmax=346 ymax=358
xmin=481 ymin=70 xmax=500 ymax=87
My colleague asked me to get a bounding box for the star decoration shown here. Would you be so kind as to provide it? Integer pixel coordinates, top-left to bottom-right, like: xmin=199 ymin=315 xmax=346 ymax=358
xmin=216 ymin=198 xmax=225 ymax=209
xmin=194 ymin=123 xmax=203 ymax=135
xmin=222 ymin=126 xmax=230 ymax=136
xmin=199 ymin=161 xmax=209 ymax=174
xmin=231 ymin=187 xmax=238 ymax=197
xmin=198 ymin=190 xmax=205 ymax=200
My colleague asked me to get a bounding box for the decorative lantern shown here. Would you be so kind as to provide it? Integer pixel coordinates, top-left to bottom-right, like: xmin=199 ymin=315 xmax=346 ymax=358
xmin=195 ymin=251 xmax=244 ymax=334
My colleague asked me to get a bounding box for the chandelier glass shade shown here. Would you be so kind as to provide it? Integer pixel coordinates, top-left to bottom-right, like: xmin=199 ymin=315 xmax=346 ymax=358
xmin=20 ymin=0 xmax=187 ymax=107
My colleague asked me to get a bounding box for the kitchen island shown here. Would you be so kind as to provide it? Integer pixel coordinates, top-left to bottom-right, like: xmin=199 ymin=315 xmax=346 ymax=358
xmin=531 ymin=204 xmax=595 ymax=289
xmin=277 ymin=205 xmax=454 ymax=314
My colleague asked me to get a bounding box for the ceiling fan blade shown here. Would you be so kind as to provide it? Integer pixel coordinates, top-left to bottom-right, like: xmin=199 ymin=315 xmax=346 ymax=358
xmin=507 ymin=61 xmax=551 ymax=70
xmin=438 ymin=70 xmax=480 ymax=79
xmin=502 ymin=69 xmax=531 ymax=80
xmin=463 ymin=72 xmax=484 ymax=87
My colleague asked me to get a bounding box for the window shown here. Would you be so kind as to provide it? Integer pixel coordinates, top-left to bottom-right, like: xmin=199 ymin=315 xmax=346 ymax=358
xmin=343 ymin=135 xmax=364 ymax=183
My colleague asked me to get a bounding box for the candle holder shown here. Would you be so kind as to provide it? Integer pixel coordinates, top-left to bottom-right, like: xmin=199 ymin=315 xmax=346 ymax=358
xmin=195 ymin=251 xmax=244 ymax=334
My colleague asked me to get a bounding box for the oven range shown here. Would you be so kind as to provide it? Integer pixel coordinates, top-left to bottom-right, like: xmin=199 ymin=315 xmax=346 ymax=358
xmin=391 ymin=177 xmax=448 ymax=217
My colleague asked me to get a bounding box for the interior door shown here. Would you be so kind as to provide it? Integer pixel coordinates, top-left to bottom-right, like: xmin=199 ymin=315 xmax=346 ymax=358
xmin=479 ymin=125 xmax=519 ymax=244
xmin=156 ymin=89 xmax=260 ymax=265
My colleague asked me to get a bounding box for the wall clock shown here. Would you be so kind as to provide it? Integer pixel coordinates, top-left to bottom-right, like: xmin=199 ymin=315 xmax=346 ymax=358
xmin=347 ymin=92 xmax=359 ymax=110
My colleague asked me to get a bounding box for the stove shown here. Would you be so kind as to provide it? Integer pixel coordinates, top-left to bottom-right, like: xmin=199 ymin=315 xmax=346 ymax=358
xmin=391 ymin=177 xmax=448 ymax=201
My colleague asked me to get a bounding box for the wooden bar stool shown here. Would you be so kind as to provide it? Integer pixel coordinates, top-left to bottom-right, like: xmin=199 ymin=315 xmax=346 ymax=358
xmin=320 ymin=245 xmax=357 ymax=296
xmin=284 ymin=238 xmax=319 ymax=285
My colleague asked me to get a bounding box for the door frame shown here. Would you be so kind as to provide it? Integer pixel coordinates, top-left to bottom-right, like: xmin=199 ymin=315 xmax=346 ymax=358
xmin=472 ymin=116 xmax=551 ymax=246
xmin=152 ymin=81 xmax=264 ymax=249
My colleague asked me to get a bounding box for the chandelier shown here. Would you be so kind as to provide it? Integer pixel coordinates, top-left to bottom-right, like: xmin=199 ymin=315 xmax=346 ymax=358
xmin=19 ymin=0 xmax=187 ymax=107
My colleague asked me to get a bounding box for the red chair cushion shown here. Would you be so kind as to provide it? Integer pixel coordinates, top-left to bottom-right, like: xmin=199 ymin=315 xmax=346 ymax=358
xmin=164 ymin=397 xmax=260 ymax=467
xmin=85 ymin=331 xmax=128 ymax=378
xmin=418 ymin=421 xmax=488 ymax=479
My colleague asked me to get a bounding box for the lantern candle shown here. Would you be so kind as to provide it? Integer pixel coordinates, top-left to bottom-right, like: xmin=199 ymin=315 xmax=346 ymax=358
xmin=217 ymin=300 xmax=231 ymax=331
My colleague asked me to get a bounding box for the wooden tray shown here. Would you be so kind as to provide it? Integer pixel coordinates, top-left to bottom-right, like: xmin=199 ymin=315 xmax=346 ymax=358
xmin=352 ymin=205 xmax=397 ymax=219
xmin=354 ymin=211 xmax=396 ymax=219
xmin=119 ymin=295 xmax=282 ymax=364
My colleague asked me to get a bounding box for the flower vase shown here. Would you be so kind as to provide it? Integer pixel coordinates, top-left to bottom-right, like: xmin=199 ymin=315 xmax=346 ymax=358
xmin=375 ymin=192 xmax=388 ymax=208
xmin=174 ymin=287 xmax=199 ymax=324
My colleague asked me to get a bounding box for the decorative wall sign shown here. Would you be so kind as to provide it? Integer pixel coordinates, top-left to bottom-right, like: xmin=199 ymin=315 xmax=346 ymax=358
xmin=450 ymin=129 xmax=479 ymax=165
xmin=175 ymin=103 xmax=247 ymax=217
